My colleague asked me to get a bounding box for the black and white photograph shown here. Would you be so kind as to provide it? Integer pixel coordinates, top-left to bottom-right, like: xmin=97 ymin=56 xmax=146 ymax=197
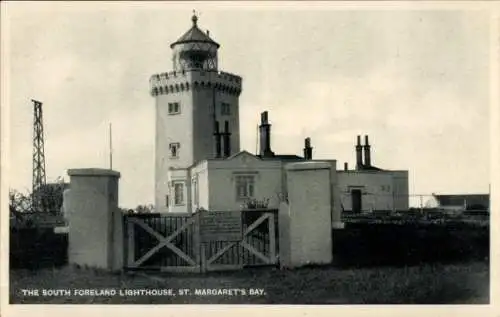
xmin=1 ymin=0 xmax=498 ymax=315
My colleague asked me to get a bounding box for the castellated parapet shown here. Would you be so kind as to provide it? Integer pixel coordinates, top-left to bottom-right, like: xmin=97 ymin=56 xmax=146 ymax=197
xmin=150 ymin=69 xmax=242 ymax=97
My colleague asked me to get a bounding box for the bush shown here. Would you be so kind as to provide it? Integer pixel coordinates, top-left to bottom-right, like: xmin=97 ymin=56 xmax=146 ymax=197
xmin=332 ymin=222 xmax=489 ymax=268
xmin=10 ymin=227 xmax=68 ymax=269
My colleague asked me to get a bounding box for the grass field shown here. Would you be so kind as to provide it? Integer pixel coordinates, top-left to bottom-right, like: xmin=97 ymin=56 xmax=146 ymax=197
xmin=10 ymin=260 xmax=489 ymax=304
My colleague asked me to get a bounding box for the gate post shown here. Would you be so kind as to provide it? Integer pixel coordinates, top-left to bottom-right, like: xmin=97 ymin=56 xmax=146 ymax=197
xmin=268 ymin=212 xmax=277 ymax=264
xmin=66 ymin=168 xmax=122 ymax=271
xmin=200 ymin=244 xmax=207 ymax=273
xmin=280 ymin=162 xmax=333 ymax=268
xmin=193 ymin=212 xmax=203 ymax=273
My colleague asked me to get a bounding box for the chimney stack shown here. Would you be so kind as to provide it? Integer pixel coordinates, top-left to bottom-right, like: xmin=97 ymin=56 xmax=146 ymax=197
xmin=259 ymin=111 xmax=275 ymax=157
xmin=355 ymin=135 xmax=363 ymax=170
xmin=223 ymin=121 xmax=231 ymax=157
xmin=213 ymin=121 xmax=221 ymax=158
xmin=344 ymin=162 xmax=348 ymax=171
xmin=363 ymin=135 xmax=371 ymax=167
xmin=303 ymin=137 xmax=313 ymax=160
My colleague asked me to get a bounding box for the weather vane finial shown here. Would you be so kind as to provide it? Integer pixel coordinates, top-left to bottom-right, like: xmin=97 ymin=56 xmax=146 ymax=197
xmin=192 ymin=10 xmax=198 ymax=26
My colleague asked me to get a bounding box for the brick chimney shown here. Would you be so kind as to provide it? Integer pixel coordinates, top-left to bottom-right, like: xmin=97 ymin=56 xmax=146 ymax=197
xmin=303 ymin=137 xmax=313 ymax=160
xmin=259 ymin=111 xmax=275 ymax=158
xmin=363 ymin=135 xmax=371 ymax=167
xmin=355 ymin=135 xmax=363 ymax=170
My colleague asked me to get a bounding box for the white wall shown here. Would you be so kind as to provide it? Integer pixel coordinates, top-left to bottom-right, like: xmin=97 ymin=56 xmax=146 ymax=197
xmin=154 ymin=70 xmax=242 ymax=214
xmin=155 ymin=86 xmax=194 ymax=213
xmin=190 ymin=155 xmax=343 ymax=223
xmin=195 ymin=152 xmax=283 ymax=211
xmin=190 ymin=161 xmax=209 ymax=213
xmin=337 ymin=171 xmax=395 ymax=212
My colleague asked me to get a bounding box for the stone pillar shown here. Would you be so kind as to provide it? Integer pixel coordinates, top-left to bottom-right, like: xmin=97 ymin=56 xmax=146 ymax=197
xmin=66 ymin=168 xmax=123 ymax=270
xmin=281 ymin=162 xmax=333 ymax=268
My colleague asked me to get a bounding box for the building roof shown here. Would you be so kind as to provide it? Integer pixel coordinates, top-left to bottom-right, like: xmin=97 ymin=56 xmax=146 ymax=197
xmin=226 ymin=150 xmax=260 ymax=160
xmin=258 ymin=154 xmax=305 ymax=161
xmin=433 ymin=194 xmax=490 ymax=208
xmin=359 ymin=165 xmax=384 ymax=171
xmin=170 ymin=14 xmax=220 ymax=48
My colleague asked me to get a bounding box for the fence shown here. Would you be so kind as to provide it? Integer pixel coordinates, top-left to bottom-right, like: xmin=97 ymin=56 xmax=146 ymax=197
xmin=124 ymin=209 xmax=279 ymax=272
xmin=341 ymin=208 xmax=489 ymax=225
xmin=339 ymin=193 xmax=490 ymax=213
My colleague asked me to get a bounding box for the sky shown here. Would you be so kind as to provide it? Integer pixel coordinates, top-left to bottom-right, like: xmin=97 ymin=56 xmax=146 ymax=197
xmin=3 ymin=2 xmax=494 ymax=208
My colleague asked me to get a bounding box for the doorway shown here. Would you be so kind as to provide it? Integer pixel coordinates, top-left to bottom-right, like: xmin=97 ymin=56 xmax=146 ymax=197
xmin=351 ymin=189 xmax=362 ymax=213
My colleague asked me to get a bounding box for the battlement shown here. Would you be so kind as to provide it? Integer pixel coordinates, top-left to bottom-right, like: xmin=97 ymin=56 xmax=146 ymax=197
xmin=150 ymin=69 xmax=242 ymax=97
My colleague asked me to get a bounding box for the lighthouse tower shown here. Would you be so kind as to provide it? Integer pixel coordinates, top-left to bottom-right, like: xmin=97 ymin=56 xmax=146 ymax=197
xmin=150 ymin=14 xmax=243 ymax=213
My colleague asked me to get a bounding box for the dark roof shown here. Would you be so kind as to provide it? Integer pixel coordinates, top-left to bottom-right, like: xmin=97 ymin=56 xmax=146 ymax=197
xmin=170 ymin=15 xmax=220 ymax=48
xmin=434 ymin=194 xmax=490 ymax=208
xmin=359 ymin=165 xmax=384 ymax=171
xmin=258 ymin=154 xmax=305 ymax=161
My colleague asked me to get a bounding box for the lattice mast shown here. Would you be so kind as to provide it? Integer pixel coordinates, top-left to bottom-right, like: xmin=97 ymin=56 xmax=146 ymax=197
xmin=31 ymin=99 xmax=46 ymax=211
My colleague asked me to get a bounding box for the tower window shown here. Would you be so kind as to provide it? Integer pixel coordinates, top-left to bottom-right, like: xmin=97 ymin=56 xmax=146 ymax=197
xmin=173 ymin=182 xmax=184 ymax=205
xmin=168 ymin=102 xmax=181 ymax=115
xmin=221 ymin=102 xmax=231 ymax=115
xmin=169 ymin=143 xmax=180 ymax=158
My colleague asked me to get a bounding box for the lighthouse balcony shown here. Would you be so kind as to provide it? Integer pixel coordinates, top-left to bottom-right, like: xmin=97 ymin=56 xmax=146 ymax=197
xmin=150 ymin=70 xmax=242 ymax=96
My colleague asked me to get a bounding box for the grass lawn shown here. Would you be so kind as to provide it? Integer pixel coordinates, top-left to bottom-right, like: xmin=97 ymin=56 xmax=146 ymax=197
xmin=10 ymin=260 xmax=489 ymax=304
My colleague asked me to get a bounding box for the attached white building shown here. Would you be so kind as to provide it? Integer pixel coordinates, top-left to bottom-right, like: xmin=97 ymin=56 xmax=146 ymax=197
xmin=161 ymin=112 xmax=409 ymax=215
xmin=338 ymin=170 xmax=409 ymax=213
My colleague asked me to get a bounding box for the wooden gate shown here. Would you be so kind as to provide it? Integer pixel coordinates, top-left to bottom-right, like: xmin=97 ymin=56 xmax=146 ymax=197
xmin=124 ymin=209 xmax=278 ymax=273
xmin=124 ymin=213 xmax=200 ymax=272
xmin=202 ymin=209 xmax=278 ymax=272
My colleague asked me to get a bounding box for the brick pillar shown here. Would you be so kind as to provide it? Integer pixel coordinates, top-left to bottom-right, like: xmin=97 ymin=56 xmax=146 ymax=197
xmin=66 ymin=168 xmax=123 ymax=270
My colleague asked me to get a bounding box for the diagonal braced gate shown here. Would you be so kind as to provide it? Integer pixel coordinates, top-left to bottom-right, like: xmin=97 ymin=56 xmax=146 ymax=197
xmin=124 ymin=209 xmax=278 ymax=272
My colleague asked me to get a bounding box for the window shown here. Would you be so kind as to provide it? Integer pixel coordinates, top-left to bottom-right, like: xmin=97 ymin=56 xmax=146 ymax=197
xmin=235 ymin=175 xmax=255 ymax=201
xmin=174 ymin=183 xmax=184 ymax=205
xmin=169 ymin=143 xmax=180 ymax=158
xmin=165 ymin=195 xmax=169 ymax=207
xmin=221 ymin=102 xmax=231 ymax=115
xmin=168 ymin=102 xmax=181 ymax=115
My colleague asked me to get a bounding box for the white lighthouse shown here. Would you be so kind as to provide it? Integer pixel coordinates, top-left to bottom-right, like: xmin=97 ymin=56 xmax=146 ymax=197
xmin=150 ymin=14 xmax=243 ymax=213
